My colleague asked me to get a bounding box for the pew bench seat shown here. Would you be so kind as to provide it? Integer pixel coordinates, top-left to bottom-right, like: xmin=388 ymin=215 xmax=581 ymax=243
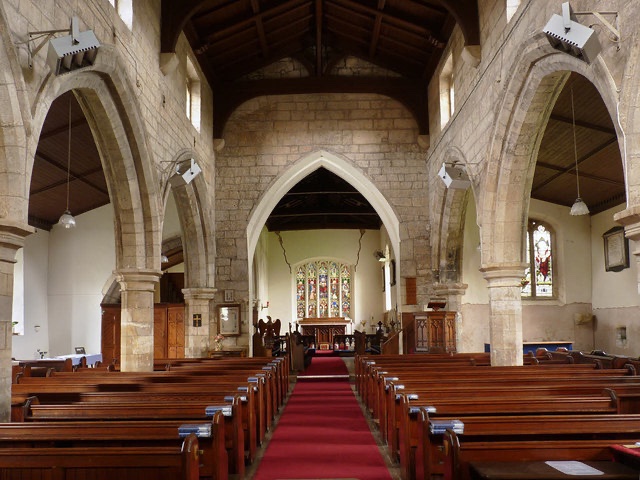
xmin=0 ymin=434 xmax=200 ymax=480
xmin=468 ymin=460 xmax=638 ymax=480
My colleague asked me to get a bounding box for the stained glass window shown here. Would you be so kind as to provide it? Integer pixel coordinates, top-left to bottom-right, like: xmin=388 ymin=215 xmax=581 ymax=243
xmin=521 ymin=220 xmax=554 ymax=298
xmin=296 ymin=260 xmax=352 ymax=319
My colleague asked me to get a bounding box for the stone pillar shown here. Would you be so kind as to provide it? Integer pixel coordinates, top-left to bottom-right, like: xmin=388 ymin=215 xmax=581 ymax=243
xmin=614 ymin=207 xmax=640 ymax=293
xmin=480 ymin=264 xmax=527 ymax=366
xmin=116 ymin=269 xmax=161 ymax=372
xmin=182 ymin=287 xmax=217 ymax=358
xmin=0 ymin=221 xmax=34 ymax=421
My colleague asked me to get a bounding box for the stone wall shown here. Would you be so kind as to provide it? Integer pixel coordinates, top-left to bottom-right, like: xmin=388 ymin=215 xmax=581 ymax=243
xmin=216 ymin=90 xmax=430 ymax=312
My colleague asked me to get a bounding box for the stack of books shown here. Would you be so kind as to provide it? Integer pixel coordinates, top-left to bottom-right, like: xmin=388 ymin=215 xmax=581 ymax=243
xmin=429 ymin=419 xmax=464 ymax=435
xmin=205 ymin=405 xmax=233 ymax=417
xmin=178 ymin=423 xmax=212 ymax=438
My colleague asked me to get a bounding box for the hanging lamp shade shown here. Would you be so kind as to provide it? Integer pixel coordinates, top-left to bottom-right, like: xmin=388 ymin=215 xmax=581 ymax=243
xmin=568 ymin=86 xmax=589 ymax=216
xmin=59 ymin=209 xmax=76 ymax=228
xmin=570 ymin=197 xmax=589 ymax=216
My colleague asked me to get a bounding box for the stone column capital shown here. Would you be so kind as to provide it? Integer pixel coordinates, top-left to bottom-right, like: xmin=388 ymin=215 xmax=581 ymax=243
xmin=480 ymin=263 xmax=528 ymax=287
xmin=614 ymin=207 xmax=640 ymax=241
xmin=433 ymin=282 xmax=468 ymax=297
xmin=182 ymin=287 xmax=218 ymax=301
xmin=0 ymin=220 xmax=35 ymax=263
xmin=114 ymin=269 xmax=162 ymax=292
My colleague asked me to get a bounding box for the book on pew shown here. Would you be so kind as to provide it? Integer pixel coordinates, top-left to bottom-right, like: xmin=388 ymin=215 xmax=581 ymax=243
xmin=429 ymin=419 xmax=464 ymax=434
xmin=205 ymin=405 xmax=233 ymax=417
xmin=178 ymin=423 xmax=212 ymax=438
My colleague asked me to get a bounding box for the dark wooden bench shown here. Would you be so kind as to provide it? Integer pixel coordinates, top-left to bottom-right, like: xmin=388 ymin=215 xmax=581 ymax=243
xmin=467 ymin=459 xmax=638 ymax=479
xmin=391 ymin=391 xmax=619 ymax=473
xmin=14 ymin=372 xmax=268 ymax=446
xmin=0 ymin=419 xmax=223 ymax=479
xmin=373 ymin=369 xmax=636 ymax=442
xmin=12 ymin=386 xmax=250 ymax=475
xmin=0 ymin=433 xmax=200 ymax=480
xmin=442 ymin=425 xmax=640 ymax=480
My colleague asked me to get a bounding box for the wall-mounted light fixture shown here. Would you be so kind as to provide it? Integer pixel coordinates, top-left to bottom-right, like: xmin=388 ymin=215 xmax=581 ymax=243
xmin=543 ymin=2 xmax=609 ymax=64
xmin=374 ymin=250 xmax=387 ymax=262
xmin=169 ymin=158 xmax=201 ymax=187
xmin=26 ymin=17 xmax=100 ymax=73
xmin=438 ymin=162 xmax=471 ymax=190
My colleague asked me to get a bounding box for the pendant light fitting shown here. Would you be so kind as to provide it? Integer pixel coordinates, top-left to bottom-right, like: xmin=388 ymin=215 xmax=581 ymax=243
xmin=58 ymin=93 xmax=76 ymax=228
xmin=569 ymin=86 xmax=589 ymax=216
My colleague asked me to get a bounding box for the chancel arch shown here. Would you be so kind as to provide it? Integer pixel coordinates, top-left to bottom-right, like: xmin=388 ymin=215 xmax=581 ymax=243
xmin=246 ymin=149 xmax=402 ymax=350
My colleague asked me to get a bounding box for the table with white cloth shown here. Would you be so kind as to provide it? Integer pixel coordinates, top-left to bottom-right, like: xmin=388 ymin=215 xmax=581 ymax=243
xmin=54 ymin=353 xmax=102 ymax=366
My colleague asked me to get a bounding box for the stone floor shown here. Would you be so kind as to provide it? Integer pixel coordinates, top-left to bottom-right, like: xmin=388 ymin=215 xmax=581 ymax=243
xmin=245 ymin=356 xmax=401 ymax=479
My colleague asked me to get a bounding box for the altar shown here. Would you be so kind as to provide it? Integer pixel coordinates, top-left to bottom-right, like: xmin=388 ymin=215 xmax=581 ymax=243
xmin=298 ymin=317 xmax=350 ymax=348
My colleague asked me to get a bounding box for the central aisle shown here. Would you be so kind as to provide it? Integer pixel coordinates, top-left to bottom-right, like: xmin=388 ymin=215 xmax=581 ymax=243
xmin=252 ymin=356 xmax=394 ymax=480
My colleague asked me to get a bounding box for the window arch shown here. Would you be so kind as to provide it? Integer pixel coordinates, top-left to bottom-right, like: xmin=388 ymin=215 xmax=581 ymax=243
xmin=506 ymin=0 xmax=521 ymax=22
xmin=521 ymin=219 xmax=555 ymax=298
xmin=439 ymin=52 xmax=455 ymax=128
xmin=296 ymin=260 xmax=352 ymax=320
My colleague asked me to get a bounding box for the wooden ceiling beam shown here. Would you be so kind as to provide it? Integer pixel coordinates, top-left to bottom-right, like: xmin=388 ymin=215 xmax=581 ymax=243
xmin=549 ymin=113 xmax=617 ymax=135
xmin=161 ymin=0 xmax=208 ymax=52
xmin=325 ymin=4 xmax=440 ymax=48
xmin=201 ymin=0 xmax=309 ymax=44
xmin=535 ymin=161 xmax=624 ymax=187
xmin=213 ymin=75 xmax=429 ymax=136
xmin=433 ymin=0 xmax=480 ymax=46
xmin=368 ymin=0 xmax=386 ymax=59
xmin=329 ymin=0 xmax=441 ymax=38
xmin=315 ymin=0 xmax=323 ymax=76
xmin=531 ymin=137 xmax=619 ymax=193
xmin=250 ymin=0 xmax=270 ymax=58
xmin=31 ymin=151 xmax=108 ymax=196
xmin=327 ymin=24 xmax=425 ymax=67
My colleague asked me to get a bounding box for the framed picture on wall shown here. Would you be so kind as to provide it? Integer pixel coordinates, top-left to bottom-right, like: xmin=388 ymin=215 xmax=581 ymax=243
xmin=603 ymin=226 xmax=629 ymax=272
xmin=217 ymin=304 xmax=241 ymax=336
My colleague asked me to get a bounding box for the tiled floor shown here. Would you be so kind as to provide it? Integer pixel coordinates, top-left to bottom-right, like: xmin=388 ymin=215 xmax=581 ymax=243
xmin=245 ymin=357 xmax=401 ymax=480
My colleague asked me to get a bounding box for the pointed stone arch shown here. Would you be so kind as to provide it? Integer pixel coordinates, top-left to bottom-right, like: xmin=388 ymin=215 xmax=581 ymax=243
xmin=247 ymin=149 xmax=400 ymax=260
xmin=246 ymin=150 xmax=402 ymax=325
xmin=162 ymin=150 xmax=216 ymax=290
xmin=481 ymin=34 xmax=622 ymax=269
xmin=433 ymin=146 xmax=472 ymax=285
xmin=478 ymin=34 xmax=622 ymax=365
xmin=30 ymin=44 xmax=162 ymax=273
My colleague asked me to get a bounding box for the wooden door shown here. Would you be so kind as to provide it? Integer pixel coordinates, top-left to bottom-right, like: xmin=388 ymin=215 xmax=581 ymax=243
xmin=167 ymin=305 xmax=185 ymax=358
xmin=100 ymin=305 xmax=121 ymax=365
xmin=101 ymin=304 xmax=185 ymax=364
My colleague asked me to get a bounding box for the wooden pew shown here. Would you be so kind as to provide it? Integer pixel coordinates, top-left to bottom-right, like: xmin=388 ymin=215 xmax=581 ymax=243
xmin=0 ymin=433 xmax=200 ymax=480
xmin=21 ymin=398 xmax=245 ymax=476
xmin=392 ymin=392 xmax=619 ymax=475
xmin=391 ymin=381 xmax=640 ymax=480
xmin=15 ymin=372 xmax=268 ymax=446
xmin=12 ymin=385 xmax=250 ymax=475
xmin=374 ymin=368 xmax=636 ymax=442
xmin=0 ymin=419 xmax=224 ymax=479
xmin=441 ymin=422 xmax=640 ymax=480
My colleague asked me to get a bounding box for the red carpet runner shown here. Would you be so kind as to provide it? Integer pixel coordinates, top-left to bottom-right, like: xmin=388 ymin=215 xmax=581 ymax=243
xmin=252 ymin=356 xmax=393 ymax=480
